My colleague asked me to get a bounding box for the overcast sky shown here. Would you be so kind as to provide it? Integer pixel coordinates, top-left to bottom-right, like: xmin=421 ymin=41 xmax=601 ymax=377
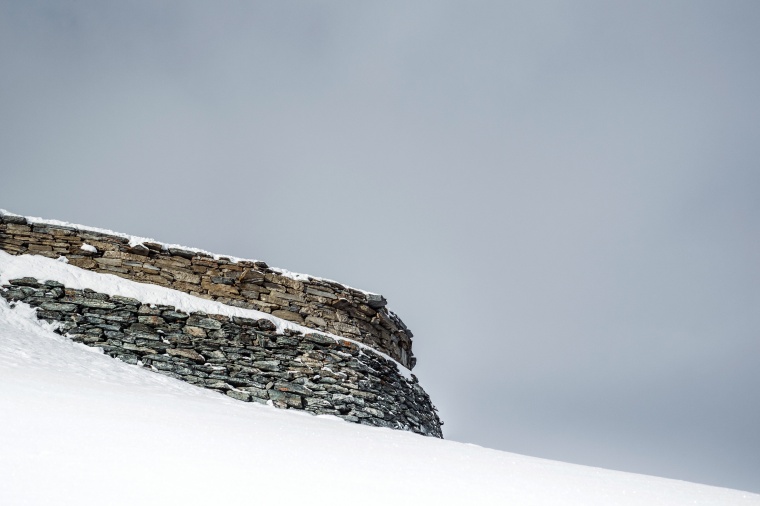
xmin=1 ymin=0 xmax=759 ymax=493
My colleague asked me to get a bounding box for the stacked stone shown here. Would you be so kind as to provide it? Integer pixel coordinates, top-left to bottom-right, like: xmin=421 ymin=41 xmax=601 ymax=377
xmin=1 ymin=277 xmax=442 ymax=437
xmin=0 ymin=214 xmax=415 ymax=368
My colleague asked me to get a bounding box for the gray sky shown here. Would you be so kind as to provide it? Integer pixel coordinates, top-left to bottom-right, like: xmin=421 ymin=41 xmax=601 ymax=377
xmin=2 ymin=0 xmax=759 ymax=493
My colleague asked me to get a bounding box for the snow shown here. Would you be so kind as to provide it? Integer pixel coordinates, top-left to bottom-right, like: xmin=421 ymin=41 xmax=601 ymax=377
xmin=0 ymin=298 xmax=757 ymax=505
xmin=0 ymin=250 xmax=412 ymax=378
xmin=79 ymin=243 xmax=97 ymax=253
xmin=0 ymin=208 xmax=375 ymax=294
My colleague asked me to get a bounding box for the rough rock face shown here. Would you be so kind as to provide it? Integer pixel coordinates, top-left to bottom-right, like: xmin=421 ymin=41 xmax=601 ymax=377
xmin=0 ymin=213 xmax=415 ymax=368
xmin=0 ymin=278 xmax=443 ymax=437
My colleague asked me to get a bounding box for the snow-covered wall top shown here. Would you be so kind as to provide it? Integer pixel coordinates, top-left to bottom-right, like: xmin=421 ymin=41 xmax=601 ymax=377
xmin=0 ymin=211 xmax=416 ymax=368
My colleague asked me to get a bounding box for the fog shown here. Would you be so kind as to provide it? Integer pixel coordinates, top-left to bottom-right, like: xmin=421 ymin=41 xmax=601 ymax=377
xmin=1 ymin=1 xmax=759 ymax=492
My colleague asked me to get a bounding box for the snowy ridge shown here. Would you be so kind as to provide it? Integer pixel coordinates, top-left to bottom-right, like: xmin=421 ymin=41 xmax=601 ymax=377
xmin=0 ymin=250 xmax=411 ymax=377
xmin=0 ymin=209 xmax=376 ymax=294
xmin=0 ymin=297 xmax=758 ymax=505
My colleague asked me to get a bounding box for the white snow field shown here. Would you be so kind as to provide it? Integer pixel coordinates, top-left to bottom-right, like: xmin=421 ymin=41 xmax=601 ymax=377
xmin=1 ymin=261 xmax=758 ymax=505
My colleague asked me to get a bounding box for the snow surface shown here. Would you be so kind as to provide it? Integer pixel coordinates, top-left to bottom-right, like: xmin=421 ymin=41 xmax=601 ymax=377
xmin=0 ymin=250 xmax=411 ymax=377
xmin=0 ymin=209 xmax=374 ymax=293
xmin=0 ymin=299 xmax=757 ymax=505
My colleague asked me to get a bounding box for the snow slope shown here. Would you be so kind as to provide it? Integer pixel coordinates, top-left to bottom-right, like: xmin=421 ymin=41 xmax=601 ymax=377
xmin=1 ymin=299 xmax=757 ymax=505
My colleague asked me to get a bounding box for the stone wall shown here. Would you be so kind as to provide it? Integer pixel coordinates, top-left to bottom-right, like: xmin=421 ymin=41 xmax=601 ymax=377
xmin=1 ymin=277 xmax=442 ymax=437
xmin=0 ymin=213 xmax=415 ymax=368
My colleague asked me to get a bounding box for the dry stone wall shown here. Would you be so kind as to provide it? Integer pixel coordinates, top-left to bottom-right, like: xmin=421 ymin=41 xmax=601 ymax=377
xmin=0 ymin=213 xmax=415 ymax=368
xmin=1 ymin=277 xmax=442 ymax=437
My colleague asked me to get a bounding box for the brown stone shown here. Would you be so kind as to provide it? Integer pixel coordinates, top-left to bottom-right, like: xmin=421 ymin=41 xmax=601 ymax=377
xmin=204 ymin=283 xmax=240 ymax=297
xmin=104 ymin=265 xmax=131 ymax=274
xmin=191 ymin=257 xmax=218 ymax=267
xmin=184 ymin=326 xmax=207 ymax=337
xmin=278 ymin=276 xmax=304 ymax=291
xmin=50 ymin=228 xmax=75 ymax=237
xmin=173 ymin=281 xmax=202 ymax=293
xmin=167 ymin=348 xmax=205 ymax=363
xmin=356 ymin=304 xmax=377 ymax=317
xmin=238 ymin=269 xmax=265 ymax=284
xmin=262 ymin=290 xmax=305 ymax=304
xmin=332 ymin=298 xmax=351 ymax=310
xmin=143 ymin=274 xmax=171 ymax=286
xmin=6 ymin=224 xmax=31 ymax=233
xmin=85 ymin=240 xmax=119 ymax=251
xmin=95 ymin=257 xmax=122 ymax=267
xmin=331 ymin=322 xmax=361 ymax=335
xmin=27 ymin=243 xmax=52 ymax=252
xmin=164 ymin=268 xmax=201 ymax=284
xmin=305 ymin=287 xmax=337 ymax=299
xmin=271 ymin=310 xmax=305 ymax=324
xmin=305 ymin=316 xmax=327 ymax=327
xmin=103 ymin=250 xmax=149 ymax=262
xmin=154 ymin=257 xmax=191 ymax=269
xmin=143 ymin=242 xmax=163 ymax=251
xmin=127 ymin=244 xmax=151 ymax=256
xmin=67 ymin=257 xmax=98 ymax=269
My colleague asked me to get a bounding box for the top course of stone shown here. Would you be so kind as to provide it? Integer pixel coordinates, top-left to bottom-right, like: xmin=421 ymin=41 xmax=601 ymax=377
xmin=0 ymin=210 xmax=416 ymax=369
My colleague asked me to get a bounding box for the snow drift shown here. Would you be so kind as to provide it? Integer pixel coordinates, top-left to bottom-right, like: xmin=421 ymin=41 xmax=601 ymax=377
xmin=1 ymin=295 xmax=757 ymax=505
